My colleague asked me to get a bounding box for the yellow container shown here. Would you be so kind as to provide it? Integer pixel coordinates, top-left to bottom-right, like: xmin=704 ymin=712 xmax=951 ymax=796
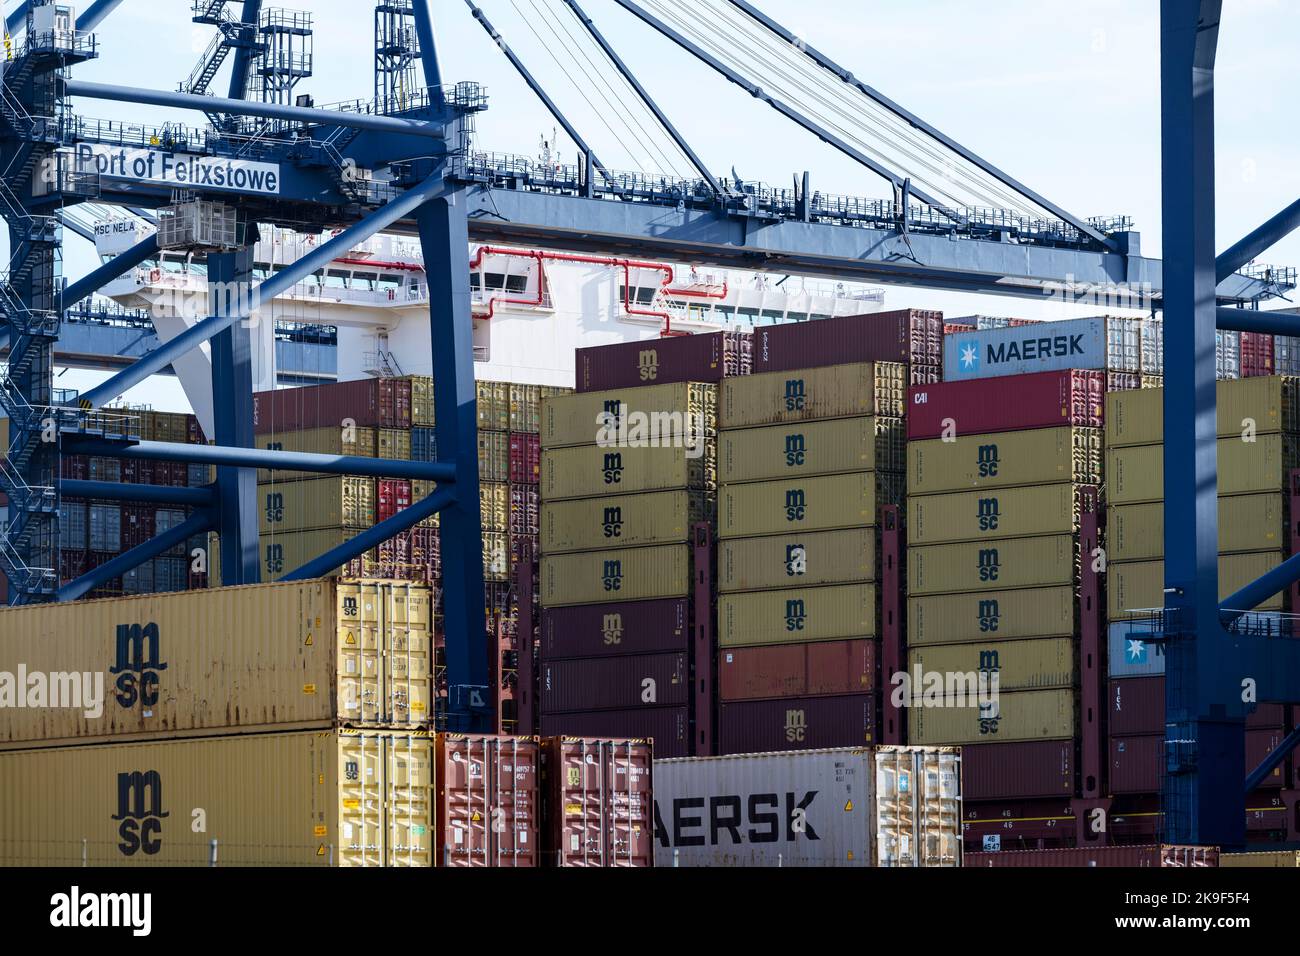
xmin=907 ymin=484 xmax=1079 ymax=545
xmin=0 ymin=729 xmax=432 ymax=866
xmin=261 ymin=529 xmax=373 ymax=581
xmin=907 ymin=638 xmax=1075 ymax=692
xmin=258 ymin=476 xmax=376 ymax=534
xmin=509 ymin=383 xmax=542 ymax=433
xmin=478 ymin=430 xmax=509 ymax=483
xmin=718 ymin=583 xmax=876 ymax=647
xmin=479 ymin=481 xmax=510 ymax=533
xmin=255 ymin=425 xmax=377 ymax=481
xmin=719 ymin=416 xmax=889 ymax=483
xmin=541 ymin=443 xmax=715 ymax=500
xmin=405 ymin=375 xmax=434 ymax=426
xmin=1107 ymin=434 xmax=1296 ymax=503
xmin=541 ymin=544 xmax=691 ymax=606
xmin=1108 ymin=494 xmax=1284 ymax=561
xmin=0 ymin=580 xmax=431 ymax=749
xmin=377 ymin=427 xmax=412 ymax=461
xmin=907 ymin=587 xmax=1077 ymax=645
xmin=1106 ymin=376 xmax=1299 ymax=446
xmin=541 ymin=490 xmax=711 ymax=553
xmin=719 ymin=472 xmax=878 ymax=538
xmin=720 ymin=363 xmax=875 ymax=428
xmin=718 ymin=528 xmax=876 ymax=593
xmin=410 ymin=479 xmax=440 ymax=529
xmin=907 ymin=689 xmax=1075 ymax=745
xmin=476 ymin=380 xmax=511 ymax=432
xmin=908 ymin=535 xmax=1076 ymax=596
xmin=1218 ymin=850 xmax=1300 ymax=868
xmin=482 ymin=532 xmax=510 ymax=582
xmin=542 ymin=382 xmax=717 ymax=449
xmin=1108 ymin=551 xmax=1285 ymax=617
xmin=907 ymin=427 xmax=1102 ymax=495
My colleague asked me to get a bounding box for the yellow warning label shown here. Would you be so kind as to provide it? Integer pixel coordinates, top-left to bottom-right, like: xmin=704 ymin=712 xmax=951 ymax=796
xmin=314 ymin=826 xmax=328 ymax=837
xmin=847 ymin=850 xmax=854 ymax=861
xmin=318 ymin=774 xmax=325 ymax=785
xmin=303 ymin=684 xmax=317 ymax=695
xmin=304 ymin=632 xmax=314 ymax=646
xmin=343 ymin=799 xmax=360 ymax=810
xmin=565 ymin=803 xmax=583 ymax=816
xmin=471 ymin=811 xmax=481 ymax=822
xmin=411 ymin=701 xmax=426 ymax=712
xmin=345 ymin=631 xmax=357 ymax=646
xmin=316 ymin=844 xmax=326 ymax=857
xmin=844 ymin=800 xmax=854 ymax=812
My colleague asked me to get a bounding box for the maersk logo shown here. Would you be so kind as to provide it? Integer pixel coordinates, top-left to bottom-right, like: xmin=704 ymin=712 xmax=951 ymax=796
xmin=958 ymin=341 xmax=980 ymax=370
xmin=1126 ymin=638 xmax=1149 ymax=664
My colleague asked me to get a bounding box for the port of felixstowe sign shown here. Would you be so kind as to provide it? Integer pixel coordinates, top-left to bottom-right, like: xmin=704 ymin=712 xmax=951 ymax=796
xmin=74 ymin=143 xmax=282 ymax=195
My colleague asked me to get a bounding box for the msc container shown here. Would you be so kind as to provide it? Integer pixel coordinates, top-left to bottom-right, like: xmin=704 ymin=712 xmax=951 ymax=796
xmin=253 ymin=377 xmax=412 ymax=432
xmin=751 ymin=308 xmax=943 ymax=373
xmin=942 ymin=316 xmax=1129 ymax=381
xmin=540 ymin=653 xmax=689 ymax=713
xmin=719 ymin=362 xmax=876 ymax=428
xmin=718 ymin=693 xmax=877 ymax=754
xmin=718 ymin=471 xmax=881 ymax=538
xmin=260 ymin=529 xmax=374 ymax=581
xmin=540 ymin=736 xmax=654 ymax=867
xmin=908 ymin=688 xmax=1075 ymax=745
xmin=539 ymin=709 xmax=689 ymax=759
xmin=718 ymin=639 xmax=877 ymax=700
xmin=1107 ymin=434 xmax=1297 ymax=503
xmin=652 ymin=748 xmax=877 ymax=867
xmin=718 ymin=527 xmax=875 ymax=592
xmin=1219 ymin=850 xmax=1300 ymax=867
xmin=257 ymin=476 xmax=375 ymax=533
xmin=540 ymin=490 xmax=711 ymax=553
xmin=541 ymin=443 xmax=715 ymax=500
xmin=0 ymin=729 xmax=431 ymax=867
xmin=1108 ymin=494 xmax=1285 ymax=560
xmin=0 ymin=579 xmax=432 ymax=748
xmin=435 ymin=734 xmax=538 ymax=867
xmin=907 ymin=370 xmax=1104 ymax=440
xmin=255 ymin=425 xmax=377 ymax=480
xmin=1105 ymin=376 xmax=1300 ymax=446
xmin=542 ymin=382 xmax=717 ymax=449
xmin=540 ymin=544 xmax=691 ymax=606
xmin=907 ymin=638 xmax=1075 ymax=692
xmin=719 ymin=416 xmax=895 ymax=482
xmin=908 ymin=535 xmax=1077 ymax=595
xmin=718 ymin=583 xmax=876 ymax=647
xmin=540 ymin=599 xmax=689 ymax=660
xmin=908 ymin=586 xmax=1077 ymax=645
xmin=907 ymin=427 xmax=1102 ymax=494
xmin=874 ymin=746 xmax=963 ymax=867
xmin=575 ymin=330 xmax=750 ymax=392
xmin=965 ymin=846 xmax=1217 ymax=867
xmin=1109 ymin=551 xmax=1284 ymax=617
xmin=960 ymin=740 xmax=1075 ymax=800
xmin=907 ymin=484 xmax=1081 ymax=545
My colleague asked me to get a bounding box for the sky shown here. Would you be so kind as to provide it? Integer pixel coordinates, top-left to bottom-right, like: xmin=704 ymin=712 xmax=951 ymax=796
xmin=26 ymin=0 xmax=1300 ymax=409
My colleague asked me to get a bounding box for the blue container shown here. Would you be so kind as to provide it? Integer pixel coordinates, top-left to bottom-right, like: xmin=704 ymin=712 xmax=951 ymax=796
xmin=944 ymin=316 xmax=1107 ymax=381
xmin=412 ymin=426 xmax=437 ymax=462
xmin=1108 ymin=620 xmax=1165 ymax=677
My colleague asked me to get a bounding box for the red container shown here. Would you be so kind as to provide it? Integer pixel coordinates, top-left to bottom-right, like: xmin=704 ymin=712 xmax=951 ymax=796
xmin=119 ymin=457 xmax=155 ymax=485
xmin=575 ymin=330 xmax=751 ymax=392
xmin=718 ymin=639 xmax=877 ymax=701
xmin=508 ymin=433 xmax=541 ymax=484
xmin=120 ymin=505 xmax=156 ymax=551
xmin=377 ymin=478 xmax=412 ymax=523
xmin=1108 ymin=733 xmax=1285 ymax=792
xmin=435 ymin=734 xmax=539 ymax=867
xmin=961 ymin=740 xmax=1076 ymax=800
xmin=539 ymin=652 xmax=688 ymax=714
xmin=540 ymin=599 xmax=689 ymax=659
xmin=1241 ymin=332 xmax=1276 ymax=378
xmin=911 ymin=362 xmax=941 ymax=385
xmin=253 ymin=377 xmax=412 ymax=433
xmin=61 ymin=455 xmax=88 ymax=481
xmin=718 ymin=693 xmax=876 ymax=754
xmin=944 ymin=322 xmax=977 ymax=335
xmin=961 ymin=797 xmax=1075 ymax=850
xmin=907 ymin=369 xmax=1105 ymax=440
xmin=539 ymin=707 xmax=689 ymax=758
xmin=508 ymin=484 xmax=539 ymax=537
xmin=751 ymin=308 xmax=943 ymax=373
xmin=1246 ymin=728 xmax=1291 ymax=789
xmin=1105 ymin=371 xmax=1141 ymax=392
xmin=540 ymin=736 xmax=654 ymax=866
xmin=1111 ymin=676 xmax=1286 ymax=734
xmin=966 ymin=845 xmax=1217 ymax=867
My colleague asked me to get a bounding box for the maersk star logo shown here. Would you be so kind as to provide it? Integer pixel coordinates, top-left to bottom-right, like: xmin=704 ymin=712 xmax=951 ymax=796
xmin=1126 ymin=639 xmax=1147 ymax=664
xmin=959 ymin=342 xmax=980 ymax=370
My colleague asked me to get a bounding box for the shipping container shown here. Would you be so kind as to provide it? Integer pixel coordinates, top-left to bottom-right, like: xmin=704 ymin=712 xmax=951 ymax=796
xmin=478 ymin=481 xmax=509 ymax=533
xmin=540 ymin=599 xmax=689 ymax=660
xmin=89 ymin=503 xmax=121 ymax=552
xmin=255 ymin=425 xmax=378 ymax=480
xmin=539 ymin=708 xmax=689 ymax=759
xmin=541 ymin=737 xmax=654 ymax=866
xmin=908 ymin=370 xmax=1104 ymax=440
xmin=718 ymin=583 xmax=876 ymax=646
xmin=576 ymin=331 xmax=750 ymax=392
xmin=508 ymin=432 xmax=541 ymax=484
xmin=1107 ymin=434 xmax=1297 ymax=503
xmin=719 ymin=363 xmax=877 ymax=428
xmin=1108 ymin=493 xmax=1285 ymax=560
xmin=541 ymin=490 xmax=712 ymax=553
xmin=476 ymin=380 xmax=511 ymax=432
xmin=960 ymin=740 xmax=1075 ymax=800
xmin=718 ymin=471 xmax=882 ymax=538
xmin=1276 ymin=336 xmax=1300 ymax=376
xmin=718 ymin=527 xmax=875 ymax=592
xmin=908 ymin=688 xmax=1075 ymax=745
xmin=908 ymin=586 xmax=1076 ymax=645
xmin=1107 ymin=622 xmax=1166 ymax=677
xmin=653 ymin=748 xmax=877 ymax=867
xmin=908 ymin=535 xmax=1077 ymax=596
xmin=404 ymin=375 xmax=434 ymax=426
xmin=1109 ymin=551 xmax=1284 ymax=617
xmin=509 ymin=383 xmax=542 ymax=433
xmin=1105 ymin=376 xmax=1299 ymax=446
xmin=965 ymin=845 xmax=1217 ymax=867
xmin=1218 ymin=329 xmax=1242 ymax=380
xmin=718 ymin=693 xmax=877 ymax=753
xmin=411 ymin=426 xmax=437 ymax=463
xmin=1107 ymin=734 xmax=1288 ymax=793
xmin=0 ymin=729 xmax=431 ymax=866
xmin=478 ymin=430 xmax=510 ymax=483
xmin=720 ymin=416 xmax=898 ymax=482
xmin=718 ymin=639 xmax=877 ymax=700
xmin=377 ymin=427 xmax=411 ymax=462
xmin=435 ymin=734 xmax=538 ymax=867
xmin=542 ymin=382 xmax=717 ymax=449
xmin=908 ymin=484 xmax=1081 ymax=545
xmin=907 ymin=638 xmax=1075 ymax=692
xmin=541 ymin=443 xmax=715 ymax=500
xmin=907 ymin=427 xmax=1102 ymax=494
xmin=875 ymin=746 xmax=963 ymax=867
xmin=483 ymin=531 xmax=510 ymax=581
xmin=1107 ymin=677 xmax=1164 ymax=735
xmin=260 ymin=528 xmax=374 ymax=581
xmin=257 ymin=476 xmax=376 ymax=534
xmin=942 ymin=316 xmax=1136 ymax=381
xmin=1241 ymin=332 xmax=1276 ymax=378
xmin=254 ymin=378 xmax=412 ymax=432
xmin=751 ymin=309 xmax=943 ymax=373
xmin=541 ymin=652 xmax=689 ymax=713
xmin=541 ymin=544 xmax=691 ymax=606
xmin=1219 ymin=850 xmax=1300 ymax=867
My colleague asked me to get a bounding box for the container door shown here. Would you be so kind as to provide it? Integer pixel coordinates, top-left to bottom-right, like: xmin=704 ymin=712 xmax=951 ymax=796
xmin=385 ymin=733 xmax=433 ymax=867
xmin=336 ymin=582 xmax=383 ymax=723
xmin=337 ymin=732 xmax=386 ymax=867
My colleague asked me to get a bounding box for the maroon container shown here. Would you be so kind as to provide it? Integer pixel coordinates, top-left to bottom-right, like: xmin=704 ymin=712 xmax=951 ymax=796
xmin=540 ymin=652 xmax=688 ymax=713
xmin=1241 ymin=332 xmax=1276 ymax=378
xmin=253 ymin=377 xmax=412 ymax=433
xmin=1105 ymin=371 xmax=1141 ymax=392
xmin=907 ymin=368 xmax=1105 ymax=440
xmin=718 ymin=693 xmax=877 ymax=754
xmin=1108 ymin=677 xmax=1164 ymax=736
xmin=718 ymin=639 xmax=877 ymax=701
xmin=377 ymin=478 xmax=412 ymax=523
xmin=509 ymin=484 xmax=539 ymax=537
xmin=1109 ymin=733 xmax=1161 ymax=793
xmin=509 ymin=433 xmax=541 ymax=484
xmin=751 ymin=309 xmax=943 ymax=373
xmin=945 ymin=322 xmax=977 ymax=335
xmin=540 ymin=736 xmax=654 ymax=866
xmin=120 ymin=505 xmax=157 ymax=551
xmin=1247 ymin=728 xmax=1290 ymax=789
xmin=961 ymin=797 xmax=1075 ymax=850
xmin=1247 ymin=794 xmax=1289 ymax=832
xmin=540 ymin=599 xmax=689 ymax=659
xmin=61 ymin=454 xmax=88 ymax=481
xmin=575 ymin=330 xmax=751 ymax=392
xmin=961 ymin=740 xmax=1076 ymax=800
xmin=539 ymin=706 xmax=690 ymax=758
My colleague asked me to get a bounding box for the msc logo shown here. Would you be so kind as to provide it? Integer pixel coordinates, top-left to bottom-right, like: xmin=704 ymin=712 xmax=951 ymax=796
xmin=784 ymin=433 xmax=806 ymax=467
xmin=977 ymin=444 xmax=1000 ymax=477
xmin=977 ymin=497 xmax=1000 ymax=531
xmin=602 ymin=560 xmax=623 ymax=592
xmin=784 ymin=489 xmax=806 ymax=522
xmin=638 ymin=349 xmax=659 ymax=382
xmin=113 ymin=770 xmax=169 ymax=857
xmin=264 ymin=491 xmax=284 ymax=524
xmin=784 ymin=708 xmax=807 ymax=743
xmin=978 ymin=649 xmax=1001 ymax=674
xmin=602 ymin=452 xmax=624 ymax=485
xmin=978 ymin=599 xmax=1000 ymax=633
xmin=599 ymin=399 xmax=623 ymax=432
xmin=978 ymin=697 xmax=1002 ymax=736
xmin=784 ymin=544 xmax=807 ymax=577
xmin=265 ymin=543 xmax=284 ymax=575
xmin=341 ymin=596 xmax=359 ymax=617
xmin=110 ymin=623 xmax=168 ymax=709
xmin=602 ymin=613 xmax=624 ymax=646
xmin=602 ymin=506 xmax=624 ymax=539
xmin=978 ymin=548 xmax=1000 ymax=582
xmin=783 ymin=378 xmax=806 ymax=411
xmin=784 ymin=599 xmax=806 ymax=632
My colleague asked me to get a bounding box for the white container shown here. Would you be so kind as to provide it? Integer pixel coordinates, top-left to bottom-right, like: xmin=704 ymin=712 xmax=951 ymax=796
xmin=1216 ymin=330 xmax=1242 ymax=380
xmin=875 ymin=746 xmax=962 ymax=867
xmin=1140 ymin=318 xmax=1164 ymax=375
xmin=1275 ymin=335 xmax=1300 ymax=376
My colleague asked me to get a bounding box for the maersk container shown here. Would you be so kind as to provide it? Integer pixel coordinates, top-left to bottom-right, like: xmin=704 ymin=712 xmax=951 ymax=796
xmin=1105 ymin=376 xmax=1300 ymax=446
xmin=908 ymin=484 xmax=1080 ymax=545
xmin=541 ymin=490 xmax=712 ymax=553
xmin=1107 ymin=434 xmax=1297 ymax=503
xmin=541 ymin=736 xmax=655 ymax=867
xmin=1107 ymin=621 xmax=1166 ymax=677
xmin=719 ymin=416 xmax=895 ymax=482
xmin=538 ymin=708 xmax=690 ymax=759
xmin=906 ymin=637 xmax=1075 ymax=692
xmin=751 ymin=309 xmax=943 ymax=374
xmin=718 ymin=528 xmax=875 ymax=593
xmin=719 ymin=363 xmax=877 ymax=428
xmin=718 ymin=471 xmax=882 ymax=538
xmin=255 ymin=425 xmax=378 ymax=481
xmin=541 ymin=443 xmax=716 ymax=500
xmin=575 ymin=331 xmax=750 ymax=392
xmin=540 ymin=544 xmax=691 ymax=606
xmin=0 ymin=729 xmax=432 ymax=867
xmin=908 ymin=688 xmax=1075 ymax=745
xmin=0 ymin=579 xmax=432 ymax=749
xmin=1108 ymin=551 xmax=1284 ymax=617
xmin=942 ymin=316 xmax=1140 ymax=381
xmin=908 ymin=534 xmax=1076 ymax=596
xmin=257 ymin=476 xmax=376 ymax=533
xmin=908 ymin=586 xmax=1076 ymax=645
xmin=541 ymin=382 xmax=717 ymax=449
xmin=1108 ymin=493 xmax=1285 ymax=560
xmin=718 ymin=639 xmax=877 ymax=700
xmin=540 ymin=599 xmax=689 ymax=660
xmin=652 ymin=748 xmax=877 ymax=867
xmin=907 ymin=427 xmax=1102 ymax=494
xmin=718 ymin=583 xmax=876 ymax=647
xmin=875 ymin=746 xmax=963 ymax=867
xmin=540 ymin=653 xmax=689 ymax=713
xmin=907 ymin=370 xmax=1104 ymax=440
